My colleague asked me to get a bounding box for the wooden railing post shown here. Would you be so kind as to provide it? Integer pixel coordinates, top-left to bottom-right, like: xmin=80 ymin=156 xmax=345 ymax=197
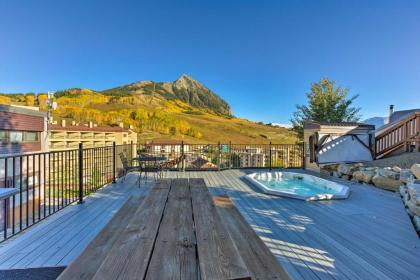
xmin=269 ymin=142 xmax=272 ymax=171
xmin=302 ymin=142 xmax=306 ymax=169
xmin=78 ymin=143 xmax=84 ymax=204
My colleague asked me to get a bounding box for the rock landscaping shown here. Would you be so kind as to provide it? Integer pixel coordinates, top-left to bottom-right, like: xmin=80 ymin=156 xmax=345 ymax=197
xmin=322 ymin=162 xmax=420 ymax=234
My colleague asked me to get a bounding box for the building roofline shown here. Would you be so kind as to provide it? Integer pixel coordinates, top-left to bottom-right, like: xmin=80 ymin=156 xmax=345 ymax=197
xmin=50 ymin=124 xmax=131 ymax=133
xmin=0 ymin=105 xmax=47 ymax=118
xmin=303 ymin=121 xmax=374 ymax=129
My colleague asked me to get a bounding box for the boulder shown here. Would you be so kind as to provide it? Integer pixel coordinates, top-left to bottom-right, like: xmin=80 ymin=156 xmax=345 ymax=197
xmin=407 ymin=206 xmax=415 ymax=217
xmin=406 ymin=200 xmax=420 ymax=217
xmin=411 ymin=164 xmax=420 ymax=179
xmin=332 ymin=171 xmax=341 ymax=178
xmin=403 ymin=192 xmax=410 ymax=204
xmin=322 ymin=164 xmax=339 ymax=172
xmin=341 ymin=175 xmax=350 ymax=181
xmin=364 ymin=167 xmax=378 ymax=172
xmin=413 ymin=216 xmax=420 ymax=233
xmin=399 ymin=185 xmax=407 ymax=197
xmin=337 ymin=163 xmax=358 ymax=175
xmin=372 ymin=174 xmax=402 ymax=191
xmin=378 ymin=168 xmax=400 ymax=180
xmin=399 ymin=169 xmax=414 ymax=184
xmin=407 ymin=183 xmax=420 ymax=206
xmin=392 ymin=166 xmax=402 ymax=173
xmin=352 ymin=170 xmax=375 ymax=184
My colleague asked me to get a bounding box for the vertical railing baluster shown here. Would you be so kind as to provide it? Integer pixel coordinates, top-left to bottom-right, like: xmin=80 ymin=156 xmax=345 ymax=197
xmin=26 ymin=155 xmax=29 ymax=227
xmin=78 ymin=143 xmax=84 ymax=204
xmin=43 ymin=153 xmax=46 ymax=218
xmin=12 ymin=157 xmax=16 ymax=235
xmin=32 ymin=155 xmax=35 ymax=224
xmin=113 ymin=142 xmax=116 ymax=183
xmin=4 ymin=158 xmax=8 ymax=240
xmin=19 ymin=156 xmax=22 ymax=231
xmin=38 ymin=154 xmax=41 ymax=221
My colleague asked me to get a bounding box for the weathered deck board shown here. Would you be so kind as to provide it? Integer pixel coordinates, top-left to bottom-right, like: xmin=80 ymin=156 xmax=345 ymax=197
xmin=190 ymin=178 xmax=250 ymax=280
xmin=57 ymin=196 xmax=144 ymax=280
xmin=92 ymin=179 xmax=171 ymax=280
xmin=214 ymin=195 xmax=291 ymax=280
xmin=145 ymin=178 xmax=197 ymax=280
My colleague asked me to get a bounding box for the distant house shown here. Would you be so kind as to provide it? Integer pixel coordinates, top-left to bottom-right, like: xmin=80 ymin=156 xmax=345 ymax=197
xmin=303 ymin=121 xmax=375 ymax=172
xmin=145 ymin=140 xmax=190 ymax=158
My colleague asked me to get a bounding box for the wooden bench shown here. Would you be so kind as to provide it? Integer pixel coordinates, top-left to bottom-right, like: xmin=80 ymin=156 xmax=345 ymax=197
xmin=214 ymin=196 xmax=291 ymax=280
xmin=57 ymin=196 xmax=145 ymax=280
xmin=59 ymin=178 xmax=290 ymax=280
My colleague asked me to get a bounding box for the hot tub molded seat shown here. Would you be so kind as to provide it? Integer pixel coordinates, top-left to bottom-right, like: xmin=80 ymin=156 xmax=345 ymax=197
xmin=244 ymin=171 xmax=350 ymax=201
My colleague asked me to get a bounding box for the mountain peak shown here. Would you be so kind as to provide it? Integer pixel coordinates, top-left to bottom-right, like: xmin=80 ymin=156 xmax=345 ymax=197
xmin=178 ymin=74 xmax=193 ymax=81
xmin=101 ymin=75 xmax=232 ymax=116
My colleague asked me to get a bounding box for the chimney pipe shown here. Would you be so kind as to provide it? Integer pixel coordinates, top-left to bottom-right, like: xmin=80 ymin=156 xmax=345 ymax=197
xmin=72 ymin=120 xmax=76 ymax=126
xmin=389 ymin=105 xmax=394 ymax=116
xmin=61 ymin=119 xmax=66 ymax=127
xmin=89 ymin=121 xmax=93 ymax=128
xmin=119 ymin=122 xmax=124 ymax=128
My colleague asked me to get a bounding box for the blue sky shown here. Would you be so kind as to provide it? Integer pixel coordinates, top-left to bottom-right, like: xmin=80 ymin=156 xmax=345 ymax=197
xmin=1 ymin=0 xmax=419 ymax=124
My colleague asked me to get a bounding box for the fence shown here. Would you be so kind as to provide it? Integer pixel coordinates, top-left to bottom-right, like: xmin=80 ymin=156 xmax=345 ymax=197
xmin=0 ymin=143 xmax=133 ymax=243
xmin=0 ymin=142 xmax=303 ymax=243
xmin=137 ymin=142 xmax=304 ymax=170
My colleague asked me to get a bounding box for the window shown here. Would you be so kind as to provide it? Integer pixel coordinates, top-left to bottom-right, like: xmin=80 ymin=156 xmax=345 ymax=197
xmin=123 ymin=133 xmax=128 ymax=138
xmin=24 ymin=132 xmax=39 ymax=142
xmin=0 ymin=131 xmax=7 ymax=142
xmin=0 ymin=131 xmax=39 ymax=143
xmin=9 ymin=131 xmax=23 ymax=143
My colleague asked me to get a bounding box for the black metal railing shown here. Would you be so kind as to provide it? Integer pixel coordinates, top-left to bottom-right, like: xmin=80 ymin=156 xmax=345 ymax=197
xmin=0 ymin=143 xmax=133 ymax=243
xmin=0 ymin=141 xmax=303 ymax=243
xmin=137 ymin=142 xmax=303 ymax=170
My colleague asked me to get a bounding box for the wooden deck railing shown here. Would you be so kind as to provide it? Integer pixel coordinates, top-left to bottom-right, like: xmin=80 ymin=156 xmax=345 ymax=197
xmin=375 ymin=113 xmax=420 ymax=159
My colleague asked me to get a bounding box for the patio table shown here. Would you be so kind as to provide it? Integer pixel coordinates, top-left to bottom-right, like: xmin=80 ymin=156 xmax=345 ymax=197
xmin=58 ymin=178 xmax=290 ymax=280
xmin=132 ymin=156 xmax=167 ymax=182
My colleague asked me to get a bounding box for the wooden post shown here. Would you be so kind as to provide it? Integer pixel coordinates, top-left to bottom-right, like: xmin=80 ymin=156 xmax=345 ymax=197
xmin=269 ymin=142 xmax=272 ymax=171
xmin=78 ymin=143 xmax=84 ymax=204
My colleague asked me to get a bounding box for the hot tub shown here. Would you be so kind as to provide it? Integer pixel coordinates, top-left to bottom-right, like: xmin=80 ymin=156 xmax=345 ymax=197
xmin=245 ymin=171 xmax=350 ymax=201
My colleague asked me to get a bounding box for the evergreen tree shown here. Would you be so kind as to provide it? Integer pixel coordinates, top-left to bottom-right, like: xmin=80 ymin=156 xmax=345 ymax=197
xmin=291 ymin=78 xmax=361 ymax=139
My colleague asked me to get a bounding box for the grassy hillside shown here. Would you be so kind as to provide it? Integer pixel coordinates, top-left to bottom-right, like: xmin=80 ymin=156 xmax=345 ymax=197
xmin=0 ymin=76 xmax=297 ymax=144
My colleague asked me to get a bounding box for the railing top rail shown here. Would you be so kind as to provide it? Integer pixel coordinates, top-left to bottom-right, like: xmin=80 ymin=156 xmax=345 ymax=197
xmin=376 ymin=112 xmax=419 ymax=140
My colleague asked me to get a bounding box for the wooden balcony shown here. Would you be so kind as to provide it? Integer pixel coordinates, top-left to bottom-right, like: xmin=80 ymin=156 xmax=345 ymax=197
xmin=375 ymin=113 xmax=420 ymax=159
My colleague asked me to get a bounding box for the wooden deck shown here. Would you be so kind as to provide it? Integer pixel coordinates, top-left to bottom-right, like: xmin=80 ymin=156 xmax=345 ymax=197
xmin=0 ymin=170 xmax=419 ymax=279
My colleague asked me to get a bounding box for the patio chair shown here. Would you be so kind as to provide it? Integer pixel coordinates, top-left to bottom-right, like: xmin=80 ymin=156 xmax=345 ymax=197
xmin=157 ymin=154 xmax=186 ymax=178
xmin=119 ymin=152 xmax=141 ymax=182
